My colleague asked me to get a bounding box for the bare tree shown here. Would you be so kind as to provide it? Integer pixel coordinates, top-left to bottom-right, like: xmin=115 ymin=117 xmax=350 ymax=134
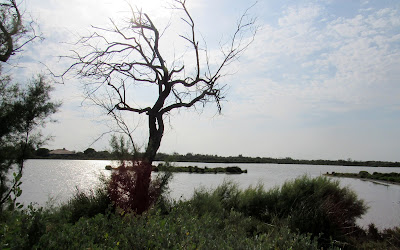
xmin=0 ymin=0 xmax=40 ymax=63
xmin=64 ymin=0 xmax=256 ymax=164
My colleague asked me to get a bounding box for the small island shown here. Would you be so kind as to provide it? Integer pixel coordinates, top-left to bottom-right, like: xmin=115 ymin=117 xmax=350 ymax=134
xmin=105 ymin=163 xmax=247 ymax=174
xmin=325 ymin=171 xmax=400 ymax=185
xmin=154 ymin=164 xmax=247 ymax=174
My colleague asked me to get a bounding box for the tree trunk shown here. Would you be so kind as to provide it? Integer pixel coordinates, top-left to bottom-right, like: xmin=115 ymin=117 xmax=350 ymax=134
xmin=144 ymin=113 xmax=164 ymax=164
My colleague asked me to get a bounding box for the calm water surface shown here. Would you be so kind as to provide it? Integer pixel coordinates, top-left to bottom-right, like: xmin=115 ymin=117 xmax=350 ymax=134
xmin=18 ymin=159 xmax=400 ymax=229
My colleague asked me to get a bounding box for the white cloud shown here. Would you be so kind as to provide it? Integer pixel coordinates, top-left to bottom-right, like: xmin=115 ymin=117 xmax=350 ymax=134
xmin=236 ymin=3 xmax=400 ymax=119
xmin=278 ymin=5 xmax=322 ymax=29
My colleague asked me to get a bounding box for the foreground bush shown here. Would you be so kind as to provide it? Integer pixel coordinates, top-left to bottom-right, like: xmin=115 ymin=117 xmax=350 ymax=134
xmin=34 ymin=204 xmax=318 ymax=249
xmin=186 ymin=176 xmax=367 ymax=247
xmin=1 ymin=205 xmax=48 ymax=249
xmin=271 ymin=176 xmax=367 ymax=244
xmin=63 ymin=186 xmax=111 ymax=223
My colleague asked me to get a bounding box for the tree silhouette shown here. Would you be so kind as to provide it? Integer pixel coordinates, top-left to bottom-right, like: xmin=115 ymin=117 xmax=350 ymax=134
xmin=84 ymin=148 xmax=96 ymax=155
xmin=0 ymin=0 xmax=40 ymax=62
xmin=64 ymin=0 xmax=256 ymax=163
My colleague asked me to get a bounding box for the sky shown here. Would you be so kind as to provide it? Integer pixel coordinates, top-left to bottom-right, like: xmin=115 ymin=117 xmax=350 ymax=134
xmin=6 ymin=0 xmax=400 ymax=162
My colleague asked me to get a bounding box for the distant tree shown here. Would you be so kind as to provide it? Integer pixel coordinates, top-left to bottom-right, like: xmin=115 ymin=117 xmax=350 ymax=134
xmin=36 ymin=147 xmax=50 ymax=157
xmin=0 ymin=75 xmax=60 ymax=208
xmin=84 ymin=148 xmax=96 ymax=155
xmin=110 ymin=135 xmax=137 ymax=160
xmin=63 ymin=0 xmax=256 ymax=164
xmin=97 ymin=150 xmax=111 ymax=159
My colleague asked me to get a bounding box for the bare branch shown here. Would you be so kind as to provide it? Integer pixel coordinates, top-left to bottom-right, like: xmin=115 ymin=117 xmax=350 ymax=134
xmin=0 ymin=0 xmax=42 ymax=62
xmin=62 ymin=0 xmax=256 ymax=162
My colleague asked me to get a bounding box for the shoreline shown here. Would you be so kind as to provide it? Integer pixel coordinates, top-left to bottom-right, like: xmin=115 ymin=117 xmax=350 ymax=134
xmin=27 ymin=157 xmax=400 ymax=168
xmin=324 ymin=172 xmax=400 ymax=186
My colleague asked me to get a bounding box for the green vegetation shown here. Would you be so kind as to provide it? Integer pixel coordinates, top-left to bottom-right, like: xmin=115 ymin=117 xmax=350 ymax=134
xmin=2 ymin=175 xmax=399 ymax=249
xmin=326 ymin=171 xmax=400 ymax=184
xmin=0 ymin=0 xmax=60 ymax=209
xmin=152 ymin=163 xmax=247 ymax=174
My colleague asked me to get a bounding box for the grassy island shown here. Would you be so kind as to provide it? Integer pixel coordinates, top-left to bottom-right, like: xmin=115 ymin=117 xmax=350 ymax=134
xmin=325 ymin=171 xmax=400 ymax=184
xmin=105 ymin=163 xmax=247 ymax=174
xmin=153 ymin=163 xmax=247 ymax=174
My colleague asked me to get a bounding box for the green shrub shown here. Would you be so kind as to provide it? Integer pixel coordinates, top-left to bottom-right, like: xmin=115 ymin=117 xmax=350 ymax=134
xmin=1 ymin=204 xmax=48 ymax=249
xmin=346 ymin=224 xmax=400 ymax=249
xmin=237 ymin=184 xmax=277 ymax=222
xmin=35 ymin=201 xmax=319 ymax=249
xmin=213 ymin=181 xmax=241 ymax=211
xmin=187 ymin=181 xmax=242 ymax=217
xmin=359 ymin=171 xmax=370 ymax=178
xmin=188 ymin=187 xmax=224 ymax=216
xmin=63 ymin=185 xmax=111 ymax=223
xmin=186 ymin=176 xmax=366 ymax=247
xmin=266 ymin=175 xmax=367 ymax=246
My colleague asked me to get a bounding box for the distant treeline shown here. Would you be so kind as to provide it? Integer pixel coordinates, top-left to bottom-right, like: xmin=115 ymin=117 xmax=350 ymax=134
xmin=30 ymin=148 xmax=400 ymax=167
xmin=155 ymin=153 xmax=400 ymax=167
xmin=30 ymin=147 xmax=112 ymax=160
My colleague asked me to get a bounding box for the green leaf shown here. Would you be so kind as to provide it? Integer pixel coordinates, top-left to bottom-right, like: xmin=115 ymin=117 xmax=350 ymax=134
xmin=15 ymin=174 xmax=22 ymax=182
xmin=16 ymin=202 xmax=23 ymax=209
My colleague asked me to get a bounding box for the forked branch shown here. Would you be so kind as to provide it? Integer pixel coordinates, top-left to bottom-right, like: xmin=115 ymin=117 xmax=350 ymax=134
xmin=0 ymin=0 xmax=41 ymax=62
xmin=63 ymin=0 xmax=256 ymax=162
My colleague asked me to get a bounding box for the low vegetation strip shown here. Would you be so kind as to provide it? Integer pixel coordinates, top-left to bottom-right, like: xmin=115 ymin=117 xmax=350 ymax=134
xmin=153 ymin=163 xmax=247 ymax=174
xmin=105 ymin=163 xmax=247 ymax=173
xmin=155 ymin=153 xmax=400 ymax=167
xmin=325 ymin=171 xmax=400 ymax=184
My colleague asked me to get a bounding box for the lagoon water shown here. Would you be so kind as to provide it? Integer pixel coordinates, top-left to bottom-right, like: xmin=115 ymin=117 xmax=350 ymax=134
xmin=17 ymin=159 xmax=400 ymax=229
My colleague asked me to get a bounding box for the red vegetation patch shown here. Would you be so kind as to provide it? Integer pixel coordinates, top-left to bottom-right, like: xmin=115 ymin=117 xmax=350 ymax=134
xmin=108 ymin=160 xmax=162 ymax=215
